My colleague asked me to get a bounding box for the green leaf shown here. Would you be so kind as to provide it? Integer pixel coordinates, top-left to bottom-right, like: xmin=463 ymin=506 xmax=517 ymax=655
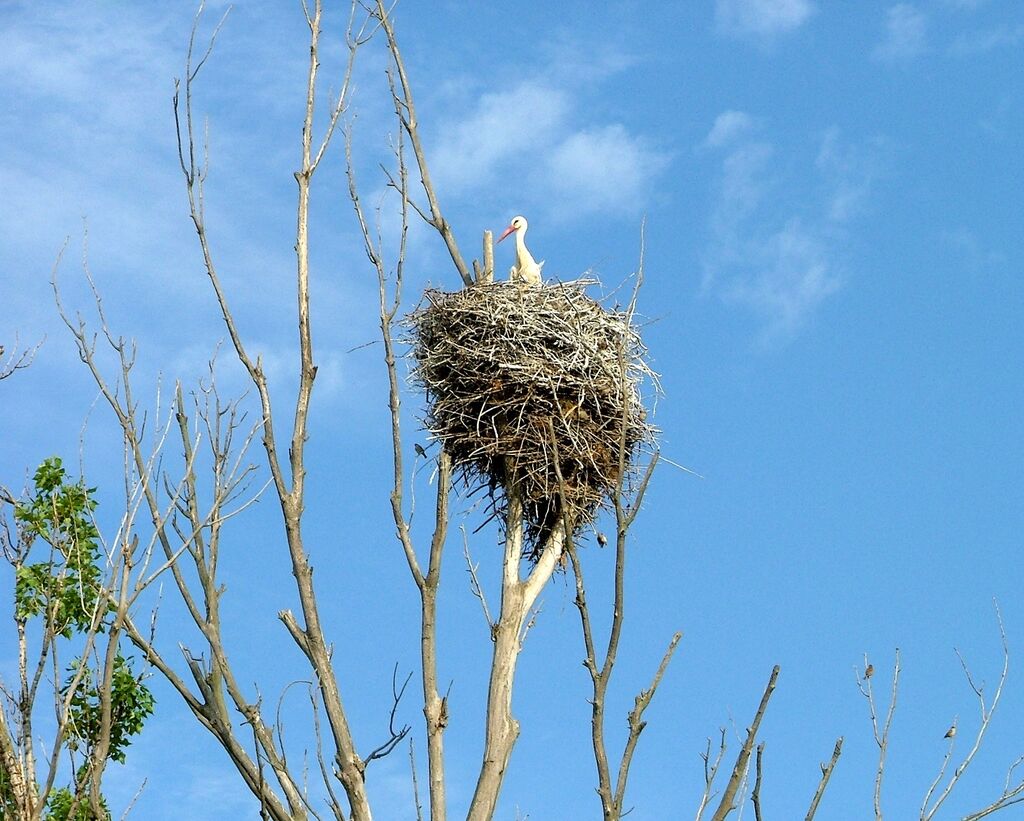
xmin=44 ymin=782 xmax=111 ymax=821
xmin=64 ymin=654 xmax=156 ymax=764
xmin=13 ymin=458 xmax=108 ymax=635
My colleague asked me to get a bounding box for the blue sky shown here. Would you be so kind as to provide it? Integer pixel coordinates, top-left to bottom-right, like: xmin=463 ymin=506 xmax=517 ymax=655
xmin=1 ymin=0 xmax=1022 ymax=818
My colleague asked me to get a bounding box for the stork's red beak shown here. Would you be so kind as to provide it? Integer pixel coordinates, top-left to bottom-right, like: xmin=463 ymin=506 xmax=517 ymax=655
xmin=497 ymin=224 xmax=516 ymax=243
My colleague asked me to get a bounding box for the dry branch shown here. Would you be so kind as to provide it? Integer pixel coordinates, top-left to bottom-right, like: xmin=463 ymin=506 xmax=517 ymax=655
xmin=711 ymin=665 xmax=780 ymax=821
xmin=859 ymin=649 xmax=900 ymax=821
xmin=374 ymin=0 xmax=473 ymax=287
xmin=923 ymin=605 xmax=1015 ymax=820
xmin=805 ymin=737 xmax=843 ymax=820
xmin=0 ymin=335 xmax=42 ymax=381
xmin=349 ymin=22 xmax=455 ymax=815
xmin=752 ymin=742 xmax=765 ymax=821
xmin=696 ymin=729 xmax=728 ymax=819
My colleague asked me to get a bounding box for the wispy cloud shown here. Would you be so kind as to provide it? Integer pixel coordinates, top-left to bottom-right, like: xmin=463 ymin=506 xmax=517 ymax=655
xmin=873 ymin=4 xmax=928 ymax=62
xmin=725 ymin=218 xmax=841 ymax=335
xmin=710 ymin=140 xmax=775 ymax=261
xmin=942 ymin=227 xmax=1006 ymax=273
xmin=943 ymin=0 xmax=990 ymax=9
xmin=978 ymin=92 xmax=1017 ymax=139
xmin=430 ymin=83 xmax=570 ymax=193
xmin=428 ymin=60 xmax=668 ymax=225
xmin=0 ymin=6 xmax=186 ymax=263
xmin=949 ymin=24 xmax=1024 ymax=56
xmin=715 ymin=0 xmax=815 ymax=38
xmin=704 ymin=110 xmax=757 ymax=148
xmin=543 ymin=126 xmax=668 ymax=219
xmin=701 ymin=114 xmax=886 ymax=341
xmin=0 ymin=0 xmax=397 ymax=479
xmin=816 ymin=127 xmax=889 ymax=222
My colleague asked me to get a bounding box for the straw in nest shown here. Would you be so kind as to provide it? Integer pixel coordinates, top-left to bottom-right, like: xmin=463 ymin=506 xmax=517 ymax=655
xmin=407 ymin=279 xmax=657 ymax=555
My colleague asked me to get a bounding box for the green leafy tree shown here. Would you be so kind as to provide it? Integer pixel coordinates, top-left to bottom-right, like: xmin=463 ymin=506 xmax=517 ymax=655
xmin=1 ymin=458 xmax=154 ymax=820
xmin=65 ymin=654 xmax=155 ymax=765
xmin=44 ymin=773 xmax=110 ymax=821
xmin=14 ymin=458 xmax=105 ymax=638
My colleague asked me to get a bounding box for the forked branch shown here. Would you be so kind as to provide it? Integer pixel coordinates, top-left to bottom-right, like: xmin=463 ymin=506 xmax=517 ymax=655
xmin=553 ymin=230 xmax=673 ymax=821
xmin=0 ymin=335 xmax=42 ymax=381
xmin=805 ymin=737 xmax=843 ymax=821
xmin=710 ymin=665 xmax=780 ymax=821
xmin=858 ymin=649 xmax=900 ymax=821
xmin=922 ymin=605 xmax=1016 ymax=820
xmin=373 ymin=0 xmax=473 ymax=287
xmin=696 ymin=730 xmax=728 ymax=820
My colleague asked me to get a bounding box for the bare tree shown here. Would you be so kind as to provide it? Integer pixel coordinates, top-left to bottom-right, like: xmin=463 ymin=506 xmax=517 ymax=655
xmin=8 ymin=3 xmax=681 ymax=814
xmin=34 ymin=4 xmax=396 ymax=819
xmin=856 ymin=605 xmax=1024 ymax=821
xmin=12 ymin=4 xmax=1024 ymax=821
xmin=0 ymin=340 xmax=159 ymax=818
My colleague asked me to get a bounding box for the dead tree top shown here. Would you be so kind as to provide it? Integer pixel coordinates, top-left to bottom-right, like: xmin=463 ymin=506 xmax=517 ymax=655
xmin=406 ymin=279 xmax=658 ymax=554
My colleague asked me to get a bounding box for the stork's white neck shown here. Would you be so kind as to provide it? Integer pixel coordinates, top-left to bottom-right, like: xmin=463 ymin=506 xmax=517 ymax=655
xmin=515 ymin=226 xmax=536 ymax=267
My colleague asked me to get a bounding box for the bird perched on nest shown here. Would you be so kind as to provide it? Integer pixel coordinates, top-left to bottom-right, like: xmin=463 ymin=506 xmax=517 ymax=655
xmin=497 ymin=215 xmax=544 ymax=285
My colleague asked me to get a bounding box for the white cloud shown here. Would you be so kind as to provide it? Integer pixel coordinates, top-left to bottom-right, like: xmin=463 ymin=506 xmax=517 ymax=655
xmin=430 ymin=82 xmax=570 ymax=193
xmin=543 ymin=126 xmax=668 ymax=218
xmin=704 ymin=110 xmax=756 ymax=148
xmin=944 ymin=0 xmax=990 ymax=9
xmin=942 ymin=227 xmax=1006 ymax=273
xmin=709 ymin=141 xmax=774 ymax=256
xmin=873 ymin=4 xmax=928 ymax=62
xmin=0 ymin=6 xmax=186 ymax=258
xmin=716 ymin=0 xmax=815 ymax=38
xmin=701 ymin=122 xmax=883 ymax=340
xmin=534 ymin=37 xmax=637 ymax=85
xmin=428 ymin=66 xmax=667 ymax=225
xmin=949 ymin=24 xmax=1024 ymax=56
xmin=726 ymin=219 xmax=841 ymax=339
xmin=163 ymin=339 xmax=352 ymax=412
xmin=978 ymin=92 xmax=1015 ymax=139
xmin=815 ymin=127 xmax=889 ymax=222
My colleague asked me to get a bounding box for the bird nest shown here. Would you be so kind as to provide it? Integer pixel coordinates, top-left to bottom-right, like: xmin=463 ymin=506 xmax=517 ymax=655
xmin=406 ymin=279 xmax=657 ymax=555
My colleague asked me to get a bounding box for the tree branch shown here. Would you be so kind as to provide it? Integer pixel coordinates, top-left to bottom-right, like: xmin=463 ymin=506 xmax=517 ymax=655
xmin=711 ymin=665 xmax=780 ymax=821
xmin=374 ymin=0 xmax=473 ymax=287
xmin=859 ymin=649 xmax=900 ymax=821
xmin=805 ymin=737 xmax=843 ymax=821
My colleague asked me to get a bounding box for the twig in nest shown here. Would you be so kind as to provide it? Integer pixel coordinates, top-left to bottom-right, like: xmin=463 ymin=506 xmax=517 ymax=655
xmin=406 ymin=280 xmax=658 ymax=556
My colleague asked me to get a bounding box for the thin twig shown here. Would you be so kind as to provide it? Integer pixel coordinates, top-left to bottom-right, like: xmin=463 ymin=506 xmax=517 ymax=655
xmin=0 ymin=334 xmax=43 ymax=381
xmin=695 ymin=730 xmax=727 ymax=821
xmin=463 ymin=530 xmax=494 ymax=632
xmin=375 ymin=0 xmax=473 ymax=286
xmin=409 ymin=737 xmax=424 ymax=821
xmin=751 ymin=743 xmax=764 ymax=821
xmin=363 ymin=665 xmax=413 ymax=765
xmin=962 ymin=755 xmax=1024 ymax=820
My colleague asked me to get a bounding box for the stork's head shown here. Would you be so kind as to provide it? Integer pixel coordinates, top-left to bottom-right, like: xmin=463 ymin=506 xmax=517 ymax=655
xmin=497 ymin=215 xmax=528 ymax=243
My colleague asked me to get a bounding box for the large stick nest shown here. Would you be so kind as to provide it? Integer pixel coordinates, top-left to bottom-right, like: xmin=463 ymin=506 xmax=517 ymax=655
xmin=406 ymin=280 xmax=657 ymax=555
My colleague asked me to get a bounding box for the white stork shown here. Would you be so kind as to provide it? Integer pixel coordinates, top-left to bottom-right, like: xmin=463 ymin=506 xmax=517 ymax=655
xmin=497 ymin=215 xmax=544 ymax=285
